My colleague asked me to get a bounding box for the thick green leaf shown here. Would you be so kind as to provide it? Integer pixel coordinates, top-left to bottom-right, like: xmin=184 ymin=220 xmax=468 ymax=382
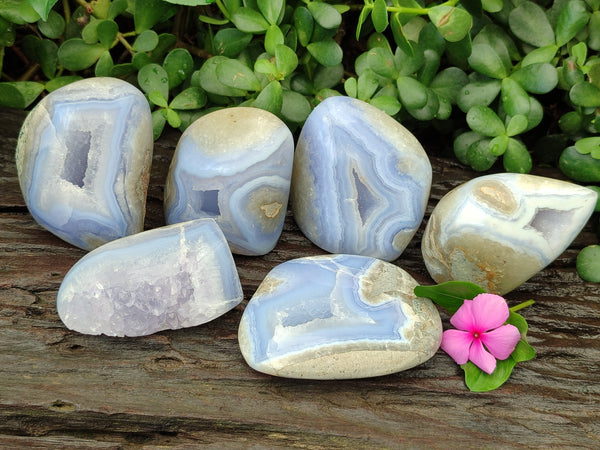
xmin=457 ymin=79 xmax=501 ymax=112
xmin=134 ymin=0 xmax=178 ymax=33
xmin=253 ymin=80 xmax=282 ymax=114
xmin=555 ymin=0 xmax=590 ymax=47
xmin=586 ymin=186 xmax=600 ymax=212
xmin=313 ymin=63 xmax=343 ymax=90
xmin=148 ymin=90 xmax=168 ymax=108
xmin=503 ymin=138 xmax=532 ymax=173
xmin=559 ymin=111 xmax=583 ymax=134
xmin=454 ymin=131 xmax=484 ymax=165
xmin=163 ymin=48 xmax=194 ymax=89
xmin=559 ymin=146 xmax=600 ymax=182
xmin=468 ymin=43 xmax=509 ymax=79
xmin=37 ymin=9 xmax=64 ymax=39
xmin=366 ymin=46 xmax=398 ymax=79
xmin=294 ymin=6 xmax=314 ymax=47
xmin=355 ymin=3 xmax=371 ymax=40
xmin=264 ymin=25 xmax=284 ymax=55
xmin=108 ymin=0 xmax=128 ymax=19
xmin=394 ymin=42 xmax=424 ymax=77
xmin=164 ymin=107 xmax=182 ymax=128
xmin=501 ymin=78 xmax=531 ymax=117
xmin=137 ymin=63 xmax=169 ymax=99
xmin=428 ymin=5 xmax=472 ymax=43
xmin=570 ymin=82 xmax=600 ymax=107
xmin=94 ymin=50 xmax=113 ymax=76
xmin=0 ymin=16 xmax=15 ymax=47
xmin=28 ymin=0 xmax=59 ymax=21
xmin=467 ymin=138 xmax=497 ymax=171
xmin=414 ymin=281 xmax=486 ymax=314
xmin=575 ymin=137 xmax=600 ymax=159
xmin=257 ymin=0 xmax=284 ymax=25
xmin=0 ymin=1 xmax=40 ymax=24
xmin=508 ymin=1 xmax=554 ymax=47
xmin=148 ymin=33 xmax=177 ymax=64
xmin=57 ymin=39 xmax=105 ymax=71
xmin=133 ymin=30 xmax=159 ymax=52
xmin=170 ymin=87 xmax=207 ymax=110
xmin=369 ymin=95 xmax=401 ymax=116
xmin=357 ymin=69 xmax=379 ymax=101
xmin=397 ymin=76 xmax=428 ymax=109
xmin=96 ymin=19 xmax=118 ymax=49
xmin=151 ymin=109 xmax=167 ymax=140
xmin=521 ymin=45 xmax=558 ymax=67
xmin=162 ymin=0 xmax=216 ymax=4
xmin=589 ymin=11 xmax=600 ymax=51
xmin=216 ymin=58 xmax=260 ymax=91
xmin=430 ymin=67 xmax=468 ymax=103
xmin=472 ymin=24 xmax=518 ymax=66
xmin=462 ymin=358 xmax=517 ymax=392
xmin=482 ymin=0 xmax=502 ymax=13
xmin=344 ymin=77 xmax=357 ymax=98
xmin=307 ymin=1 xmax=341 ymax=30
xmin=372 ymin=0 xmax=389 ymax=33
xmin=390 ymin=13 xmax=415 ymax=57
xmin=467 ymin=105 xmax=505 ymax=136
xmin=231 ymin=7 xmax=270 ymax=33
xmin=0 ymin=81 xmax=44 ymax=108
xmin=489 ymin=134 xmax=509 ymax=156
xmin=571 ymin=42 xmax=587 ymax=68
xmin=280 ymin=89 xmax=311 ymax=123
xmin=524 ymin=96 xmax=543 ymax=131
xmin=577 ymin=245 xmax=600 ymax=282
xmin=275 ymin=44 xmax=298 ymax=78
xmin=23 ymin=35 xmax=57 ymax=79
xmin=406 ymin=89 xmax=439 ymax=121
xmin=307 ymin=39 xmax=343 ymax=67
xmin=510 ymin=63 xmax=557 ymax=94
xmin=213 ymin=28 xmax=252 ymax=57
xmin=45 ymin=75 xmax=82 ymax=92
xmin=505 ymin=114 xmax=528 ymax=137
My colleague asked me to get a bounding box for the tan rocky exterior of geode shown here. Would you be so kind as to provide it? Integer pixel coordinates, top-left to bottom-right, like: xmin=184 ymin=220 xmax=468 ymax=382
xmin=238 ymin=258 xmax=442 ymax=380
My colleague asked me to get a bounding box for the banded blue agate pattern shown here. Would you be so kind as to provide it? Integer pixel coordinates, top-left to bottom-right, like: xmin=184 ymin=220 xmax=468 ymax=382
xmin=15 ymin=77 xmax=153 ymax=250
xmin=164 ymin=107 xmax=294 ymax=256
xmin=238 ymin=255 xmax=442 ymax=379
xmin=291 ymin=96 xmax=432 ymax=261
xmin=422 ymin=173 xmax=598 ymax=294
xmin=57 ymin=219 xmax=243 ymax=337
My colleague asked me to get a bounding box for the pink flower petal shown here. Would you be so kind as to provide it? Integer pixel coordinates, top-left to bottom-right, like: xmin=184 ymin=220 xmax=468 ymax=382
xmin=481 ymin=324 xmax=521 ymax=360
xmin=440 ymin=329 xmax=473 ymax=365
xmin=469 ymin=339 xmax=497 ymax=374
xmin=449 ymin=300 xmax=475 ymax=331
xmin=471 ymin=293 xmax=510 ymax=331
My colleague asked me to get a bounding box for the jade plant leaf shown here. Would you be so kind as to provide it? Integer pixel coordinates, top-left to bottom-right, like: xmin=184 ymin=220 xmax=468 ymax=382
xmin=58 ymin=39 xmax=105 ymax=71
xmin=371 ymin=0 xmax=388 ymax=33
xmin=133 ymin=30 xmax=159 ymax=52
xmin=555 ymin=0 xmax=590 ymax=47
xmin=169 ymin=87 xmax=207 ymax=110
xmin=307 ymin=39 xmax=343 ymax=67
xmin=570 ymin=82 xmax=600 ymax=107
xmin=257 ymin=0 xmax=284 ymax=25
xmin=253 ymin=80 xmax=282 ymax=114
xmin=37 ymin=9 xmax=64 ymax=39
xmin=163 ymin=48 xmax=194 ymax=89
xmin=508 ymin=1 xmax=554 ymax=48
xmin=467 ymin=105 xmax=505 ymax=137
xmin=28 ymin=0 xmax=59 ymax=21
xmin=575 ymin=137 xmax=600 ymax=159
xmin=510 ymin=63 xmax=558 ymax=94
xmin=138 ymin=63 xmax=170 ymax=99
xmin=307 ymin=1 xmax=342 ymax=30
xmin=0 ymin=81 xmax=45 ymax=108
xmin=280 ymin=89 xmax=311 ymax=123
xmin=213 ymin=28 xmax=252 ymax=57
xmin=503 ymin=138 xmax=532 ymax=174
xmin=468 ymin=43 xmax=510 ymax=79
xmin=216 ymin=58 xmax=261 ymax=91
xmin=577 ymin=245 xmax=600 ymax=282
xmin=428 ymin=5 xmax=472 ymax=43
xmin=134 ymin=0 xmax=178 ymax=33
xmin=294 ymin=6 xmax=314 ymax=47
xmin=231 ymin=7 xmax=270 ymax=33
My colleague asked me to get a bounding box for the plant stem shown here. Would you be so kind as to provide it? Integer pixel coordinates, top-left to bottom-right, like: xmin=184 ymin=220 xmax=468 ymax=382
xmin=117 ymin=33 xmax=134 ymax=55
xmin=510 ymin=299 xmax=535 ymax=313
xmin=62 ymin=0 xmax=71 ymax=24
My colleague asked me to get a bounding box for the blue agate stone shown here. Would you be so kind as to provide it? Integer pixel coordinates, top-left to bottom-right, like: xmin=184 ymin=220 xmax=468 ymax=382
xmin=291 ymin=96 xmax=432 ymax=261
xmin=164 ymin=107 xmax=294 ymax=256
xmin=238 ymin=255 xmax=442 ymax=379
xmin=15 ymin=77 xmax=153 ymax=251
xmin=57 ymin=219 xmax=243 ymax=337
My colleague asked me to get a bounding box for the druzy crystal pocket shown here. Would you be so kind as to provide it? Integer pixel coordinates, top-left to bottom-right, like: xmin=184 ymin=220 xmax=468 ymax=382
xmin=291 ymin=96 xmax=432 ymax=261
xmin=422 ymin=173 xmax=598 ymax=295
xmin=57 ymin=219 xmax=243 ymax=337
xmin=15 ymin=77 xmax=153 ymax=250
xmin=238 ymin=255 xmax=442 ymax=379
xmin=164 ymin=107 xmax=294 ymax=256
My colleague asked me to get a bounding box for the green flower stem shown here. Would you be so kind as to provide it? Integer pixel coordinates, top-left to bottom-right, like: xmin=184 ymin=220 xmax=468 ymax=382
xmin=62 ymin=0 xmax=71 ymax=25
xmin=384 ymin=0 xmax=461 ymax=16
xmin=214 ymin=0 xmax=232 ymax=21
xmin=510 ymin=299 xmax=535 ymax=313
xmin=117 ymin=33 xmax=134 ymax=55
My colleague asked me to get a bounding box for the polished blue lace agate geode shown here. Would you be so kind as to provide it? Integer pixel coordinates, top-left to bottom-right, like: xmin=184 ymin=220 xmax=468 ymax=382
xmin=15 ymin=77 xmax=153 ymax=250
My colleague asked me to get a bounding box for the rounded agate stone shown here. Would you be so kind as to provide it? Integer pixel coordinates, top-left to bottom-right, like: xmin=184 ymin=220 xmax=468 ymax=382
xmin=291 ymin=96 xmax=432 ymax=261
xmin=164 ymin=107 xmax=294 ymax=256
xmin=422 ymin=173 xmax=598 ymax=295
xmin=15 ymin=77 xmax=153 ymax=250
xmin=238 ymin=254 xmax=442 ymax=379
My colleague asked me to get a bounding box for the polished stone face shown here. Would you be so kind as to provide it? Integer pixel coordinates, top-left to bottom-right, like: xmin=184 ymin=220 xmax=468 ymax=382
xmin=164 ymin=107 xmax=294 ymax=256
xmin=422 ymin=173 xmax=598 ymax=295
xmin=57 ymin=219 xmax=243 ymax=337
xmin=291 ymin=96 xmax=432 ymax=262
xmin=15 ymin=77 xmax=153 ymax=251
xmin=238 ymin=255 xmax=442 ymax=379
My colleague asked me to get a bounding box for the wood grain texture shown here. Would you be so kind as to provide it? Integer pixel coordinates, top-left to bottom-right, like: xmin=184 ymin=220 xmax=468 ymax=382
xmin=1 ymin=106 xmax=599 ymax=448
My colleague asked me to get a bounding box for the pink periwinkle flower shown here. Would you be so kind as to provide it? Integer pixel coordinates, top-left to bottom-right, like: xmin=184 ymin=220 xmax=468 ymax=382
xmin=440 ymin=293 xmax=521 ymax=375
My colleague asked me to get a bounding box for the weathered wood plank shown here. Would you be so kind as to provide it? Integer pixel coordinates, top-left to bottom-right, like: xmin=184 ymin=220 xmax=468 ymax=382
xmin=1 ymin=106 xmax=599 ymax=447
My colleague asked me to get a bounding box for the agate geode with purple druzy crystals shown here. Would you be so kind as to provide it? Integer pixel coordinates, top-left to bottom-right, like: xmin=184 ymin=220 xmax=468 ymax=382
xmin=57 ymin=219 xmax=243 ymax=337
xmin=15 ymin=77 xmax=153 ymax=250
xmin=291 ymin=96 xmax=432 ymax=262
